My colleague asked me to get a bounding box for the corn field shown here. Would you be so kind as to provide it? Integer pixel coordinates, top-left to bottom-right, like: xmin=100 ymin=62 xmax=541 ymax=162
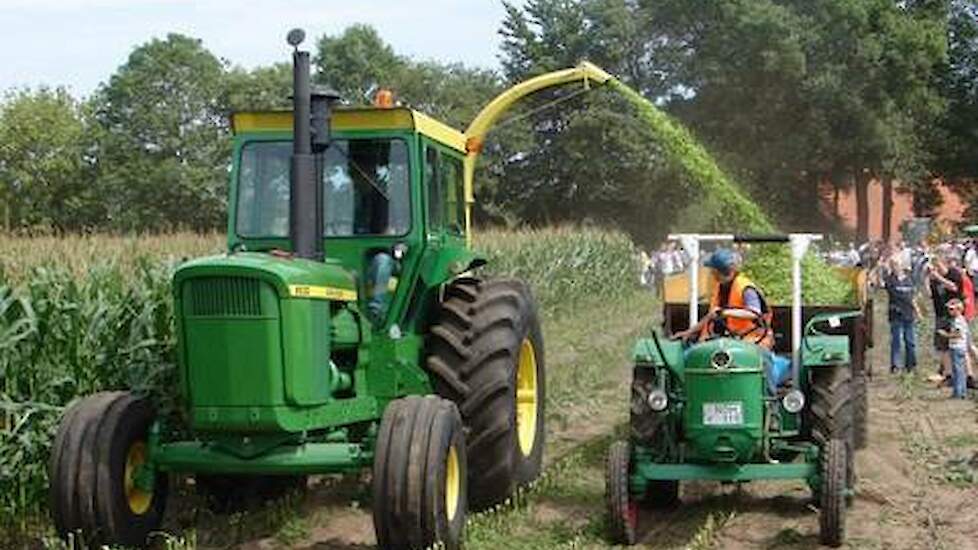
xmin=0 ymin=228 xmax=638 ymax=540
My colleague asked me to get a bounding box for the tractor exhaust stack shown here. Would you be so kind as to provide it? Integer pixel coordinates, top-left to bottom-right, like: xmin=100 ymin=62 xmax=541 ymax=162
xmin=287 ymin=28 xmax=340 ymax=261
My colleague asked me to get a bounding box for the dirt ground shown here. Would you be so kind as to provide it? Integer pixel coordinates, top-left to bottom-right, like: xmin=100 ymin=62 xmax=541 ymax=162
xmin=174 ymin=295 xmax=978 ymax=550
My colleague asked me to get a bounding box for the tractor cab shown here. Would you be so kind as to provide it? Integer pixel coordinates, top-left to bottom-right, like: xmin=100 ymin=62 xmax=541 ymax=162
xmin=228 ymin=107 xmax=471 ymax=330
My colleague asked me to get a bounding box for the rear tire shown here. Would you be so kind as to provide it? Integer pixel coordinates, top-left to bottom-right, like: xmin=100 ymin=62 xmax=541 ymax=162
xmin=427 ymin=277 xmax=545 ymax=510
xmin=605 ymin=440 xmax=637 ymax=545
xmin=852 ymin=372 xmax=869 ymax=450
xmin=49 ymin=391 xmax=168 ymax=548
xmin=818 ymin=439 xmax=847 ymax=547
xmin=808 ymin=365 xmax=855 ymax=495
xmin=373 ymin=396 xmax=467 ymax=550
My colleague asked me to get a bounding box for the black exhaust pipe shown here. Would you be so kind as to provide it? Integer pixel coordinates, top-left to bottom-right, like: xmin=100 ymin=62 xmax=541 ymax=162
xmin=287 ymin=29 xmax=339 ymax=261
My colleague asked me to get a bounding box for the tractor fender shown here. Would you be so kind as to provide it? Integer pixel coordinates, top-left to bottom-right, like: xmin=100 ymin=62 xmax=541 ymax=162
xmin=632 ymin=336 xmax=684 ymax=380
xmin=802 ymin=334 xmax=852 ymax=367
xmin=418 ymin=246 xmax=487 ymax=288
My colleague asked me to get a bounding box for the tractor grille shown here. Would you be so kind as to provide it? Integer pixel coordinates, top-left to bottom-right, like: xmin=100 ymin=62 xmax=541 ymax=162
xmin=187 ymin=277 xmax=264 ymax=317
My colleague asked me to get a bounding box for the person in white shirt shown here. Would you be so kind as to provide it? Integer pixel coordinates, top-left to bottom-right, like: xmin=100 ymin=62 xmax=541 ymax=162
xmin=938 ymin=298 xmax=971 ymax=398
xmin=964 ymin=241 xmax=978 ymax=280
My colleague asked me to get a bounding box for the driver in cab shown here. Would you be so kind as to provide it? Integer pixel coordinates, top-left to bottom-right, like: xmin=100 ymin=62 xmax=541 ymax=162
xmin=674 ymin=249 xmax=790 ymax=393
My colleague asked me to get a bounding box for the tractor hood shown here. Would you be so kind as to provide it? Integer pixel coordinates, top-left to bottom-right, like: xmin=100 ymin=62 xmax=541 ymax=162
xmin=683 ymin=338 xmax=764 ymax=371
xmin=173 ymin=252 xmax=357 ymax=302
xmin=173 ymin=252 xmax=358 ymax=433
xmin=682 ymin=338 xmax=765 ymax=463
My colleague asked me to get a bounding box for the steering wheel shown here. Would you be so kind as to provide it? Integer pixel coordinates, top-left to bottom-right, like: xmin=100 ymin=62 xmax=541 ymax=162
xmin=709 ymin=307 xmax=771 ymax=343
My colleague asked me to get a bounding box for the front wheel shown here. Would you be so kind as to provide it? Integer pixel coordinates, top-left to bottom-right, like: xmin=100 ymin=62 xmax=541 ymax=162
xmin=818 ymin=438 xmax=847 ymax=547
xmin=605 ymin=440 xmax=638 ymax=545
xmin=49 ymin=391 xmax=168 ymax=547
xmin=373 ymin=396 xmax=467 ymax=550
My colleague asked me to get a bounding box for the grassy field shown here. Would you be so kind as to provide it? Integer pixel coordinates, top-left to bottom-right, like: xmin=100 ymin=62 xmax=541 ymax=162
xmin=0 ymin=227 xmax=641 ymax=546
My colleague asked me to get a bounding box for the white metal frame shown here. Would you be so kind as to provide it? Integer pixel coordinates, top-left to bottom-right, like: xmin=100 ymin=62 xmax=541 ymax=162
xmin=667 ymin=233 xmax=823 ymax=388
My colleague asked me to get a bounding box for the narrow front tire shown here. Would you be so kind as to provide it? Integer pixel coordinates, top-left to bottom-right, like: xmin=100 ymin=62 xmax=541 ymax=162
xmin=818 ymin=439 xmax=847 ymax=547
xmin=373 ymin=396 xmax=467 ymax=550
xmin=605 ymin=440 xmax=638 ymax=545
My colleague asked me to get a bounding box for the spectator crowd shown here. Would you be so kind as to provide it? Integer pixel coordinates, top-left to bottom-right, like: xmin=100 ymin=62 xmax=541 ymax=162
xmin=869 ymin=237 xmax=978 ymax=398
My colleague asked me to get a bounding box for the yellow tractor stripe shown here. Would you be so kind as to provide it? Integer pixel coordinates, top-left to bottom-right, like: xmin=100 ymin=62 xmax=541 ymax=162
xmin=288 ymin=285 xmax=358 ymax=302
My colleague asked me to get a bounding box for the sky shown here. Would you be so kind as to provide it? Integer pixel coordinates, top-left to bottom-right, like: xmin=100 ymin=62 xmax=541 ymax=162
xmin=0 ymin=0 xmax=523 ymax=97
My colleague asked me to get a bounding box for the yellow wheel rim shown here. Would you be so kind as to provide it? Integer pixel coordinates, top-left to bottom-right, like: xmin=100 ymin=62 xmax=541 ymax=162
xmin=516 ymin=337 xmax=539 ymax=457
xmin=124 ymin=441 xmax=153 ymax=515
xmin=445 ymin=445 xmax=460 ymax=522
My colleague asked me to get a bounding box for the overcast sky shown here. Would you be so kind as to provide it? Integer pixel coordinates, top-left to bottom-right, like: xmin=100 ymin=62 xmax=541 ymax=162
xmin=1 ymin=0 xmax=522 ymax=97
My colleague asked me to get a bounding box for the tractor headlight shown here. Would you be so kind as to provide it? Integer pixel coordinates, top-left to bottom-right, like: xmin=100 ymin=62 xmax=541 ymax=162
xmin=711 ymin=350 xmax=732 ymax=369
xmin=782 ymin=390 xmax=805 ymax=413
xmin=647 ymin=389 xmax=669 ymax=412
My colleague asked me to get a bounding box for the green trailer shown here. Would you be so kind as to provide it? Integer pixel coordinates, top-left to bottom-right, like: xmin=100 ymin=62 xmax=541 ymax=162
xmin=607 ymin=234 xmax=869 ymax=547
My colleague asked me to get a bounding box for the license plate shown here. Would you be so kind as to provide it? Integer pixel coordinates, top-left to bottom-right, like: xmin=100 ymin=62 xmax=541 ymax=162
xmin=703 ymin=402 xmax=743 ymax=426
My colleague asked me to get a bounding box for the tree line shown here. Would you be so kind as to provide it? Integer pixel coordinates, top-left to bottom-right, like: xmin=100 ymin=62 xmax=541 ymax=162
xmin=1 ymin=1 xmax=976 ymax=242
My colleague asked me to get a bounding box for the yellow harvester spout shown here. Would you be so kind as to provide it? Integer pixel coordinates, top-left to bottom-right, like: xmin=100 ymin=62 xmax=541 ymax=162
xmin=462 ymin=61 xmax=615 ymax=243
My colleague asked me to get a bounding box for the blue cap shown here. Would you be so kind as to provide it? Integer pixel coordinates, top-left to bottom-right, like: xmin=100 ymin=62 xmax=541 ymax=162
xmin=705 ymin=249 xmax=737 ymax=275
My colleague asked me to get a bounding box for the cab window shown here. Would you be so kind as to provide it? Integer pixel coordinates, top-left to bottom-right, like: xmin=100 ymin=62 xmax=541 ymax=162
xmin=236 ymin=138 xmax=411 ymax=239
xmin=440 ymin=154 xmax=464 ymax=235
xmin=424 ymin=144 xmax=464 ymax=236
xmin=425 ymin=146 xmax=443 ymax=230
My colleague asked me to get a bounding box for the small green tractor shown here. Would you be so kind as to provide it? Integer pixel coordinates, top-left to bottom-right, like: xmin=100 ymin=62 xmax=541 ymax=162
xmin=49 ymin=30 xmax=545 ymax=549
xmin=607 ymin=234 xmax=865 ymax=547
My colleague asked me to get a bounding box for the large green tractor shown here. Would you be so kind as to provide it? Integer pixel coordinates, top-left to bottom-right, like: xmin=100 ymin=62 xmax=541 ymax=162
xmin=48 ymin=30 xmax=546 ymax=549
xmin=607 ymin=234 xmax=861 ymax=547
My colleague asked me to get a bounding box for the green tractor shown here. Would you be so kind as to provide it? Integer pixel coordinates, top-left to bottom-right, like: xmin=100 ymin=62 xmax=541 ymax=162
xmin=49 ymin=29 xmax=545 ymax=549
xmin=607 ymin=234 xmax=861 ymax=547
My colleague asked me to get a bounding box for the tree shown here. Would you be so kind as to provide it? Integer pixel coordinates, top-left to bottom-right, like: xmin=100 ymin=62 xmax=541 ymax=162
xmin=0 ymin=87 xmax=97 ymax=231
xmin=92 ymin=34 xmax=229 ymax=231
xmin=643 ymin=0 xmax=947 ymax=239
xmin=315 ymin=25 xmax=502 ymax=130
xmin=315 ymin=24 xmax=406 ymax=104
xmin=390 ymin=61 xmax=501 ymax=129
xmin=493 ymin=0 xmax=690 ymax=243
xmin=226 ymin=62 xmax=293 ymax=112
xmin=930 ymin=1 xmax=978 ymax=222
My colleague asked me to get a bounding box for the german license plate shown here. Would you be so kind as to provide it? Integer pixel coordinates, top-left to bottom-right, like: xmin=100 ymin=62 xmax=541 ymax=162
xmin=703 ymin=402 xmax=743 ymax=426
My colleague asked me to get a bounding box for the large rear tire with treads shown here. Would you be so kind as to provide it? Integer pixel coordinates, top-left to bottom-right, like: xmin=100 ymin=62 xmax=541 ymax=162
xmin=852 ymin=371 xmax=869 ymax=449
xmin=807 ymin=365 xmax=855 ymax=500
xmin=427 ymin=277 xmax=545 ymax=510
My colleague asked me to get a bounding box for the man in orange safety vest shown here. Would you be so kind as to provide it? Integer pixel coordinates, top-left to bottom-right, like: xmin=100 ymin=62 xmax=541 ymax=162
xmin=674 ymin=248 xmax=774 ymax=348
